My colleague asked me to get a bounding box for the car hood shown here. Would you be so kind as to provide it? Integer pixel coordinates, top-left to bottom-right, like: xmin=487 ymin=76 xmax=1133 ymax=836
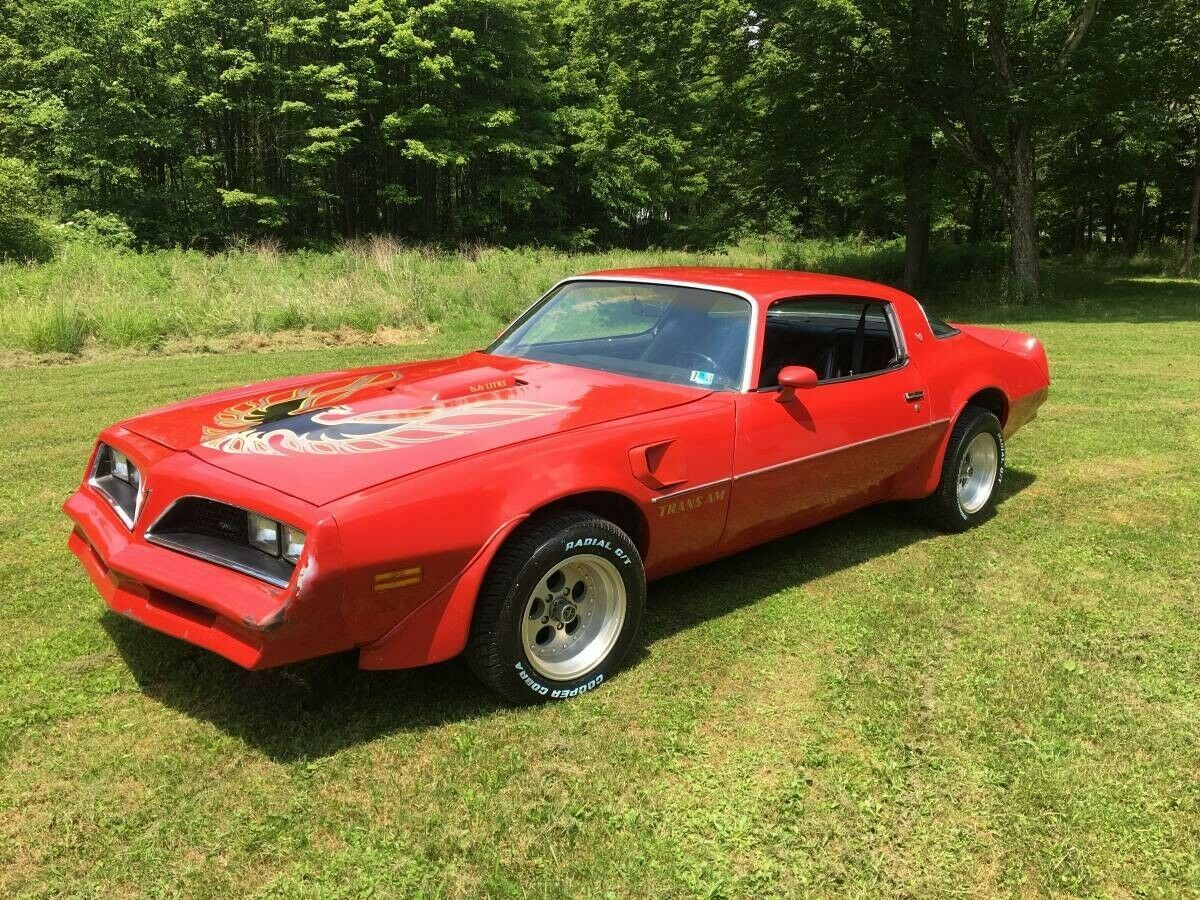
xmin=122 ymin=352 xmax=708 ymax=505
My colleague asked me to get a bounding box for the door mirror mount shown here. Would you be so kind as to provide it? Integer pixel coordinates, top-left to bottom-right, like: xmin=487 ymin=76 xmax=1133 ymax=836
xmin=776 ymin=365 xmax=819 ymax=403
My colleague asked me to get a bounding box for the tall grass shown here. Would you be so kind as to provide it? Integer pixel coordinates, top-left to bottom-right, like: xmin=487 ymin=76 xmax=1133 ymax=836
xmin=778 ymin=237 xmax=1009 ymax=285
xmin=0 ymin=238 xmax=783 ymax=355
xmin=1 ymin=236 xmax=1195 ymax=356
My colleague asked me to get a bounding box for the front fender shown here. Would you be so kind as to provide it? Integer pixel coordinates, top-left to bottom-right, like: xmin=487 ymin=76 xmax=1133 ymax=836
xmin=357 ymin=513 xmax=529 ymax=669
xmin=329 ymin=394 xmax=735 ymax=667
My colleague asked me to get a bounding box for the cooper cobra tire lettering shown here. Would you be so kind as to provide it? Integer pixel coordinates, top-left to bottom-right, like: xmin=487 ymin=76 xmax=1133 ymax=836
xmin=467 ymin=511 xmax=646 ymax=704
xmin=515 ymin=663 xmax=605 ymax=699
xmin=514 ymin=662 xmax=550 ymax=695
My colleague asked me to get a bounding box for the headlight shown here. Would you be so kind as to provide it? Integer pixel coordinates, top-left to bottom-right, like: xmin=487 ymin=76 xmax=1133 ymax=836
xmin=248 ymin=512 xmax=279 ymax=556
xmin=282 ymin=525 xmax=306 ymax=563
xmin=247 ymin=511 xmax=305 ymax=563
xmin=146 ymin=498 xmax=307 ymax=588
xmin=89 ymin=443 xmax=144 ymax=528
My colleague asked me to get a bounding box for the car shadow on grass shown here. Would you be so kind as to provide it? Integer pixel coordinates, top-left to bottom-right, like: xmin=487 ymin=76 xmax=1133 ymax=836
xmin=103 ymin=469 xmax=1035 ymax=762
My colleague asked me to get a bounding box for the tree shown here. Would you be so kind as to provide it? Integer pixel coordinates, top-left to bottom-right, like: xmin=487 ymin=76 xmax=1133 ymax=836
xmin=1154 ymin=0 xmax=1200 ymax=274
xmin=894 ymin=0 xmax=1105 ymax=296
xmin=1 ymin=0 xmax=1198 ymax=266
xmin=0 ymin=156 xmax=55 ymax=259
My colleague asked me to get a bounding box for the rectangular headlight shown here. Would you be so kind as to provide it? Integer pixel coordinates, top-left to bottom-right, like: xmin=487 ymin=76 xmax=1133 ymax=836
xmin=89 ymin=443 xmax=144 ymax=528
xmin=146 ymin=498 xmax=305 ymax=588
xmin=246 ymin=512 xmax=305 ymax=563
xmin=111 ymin=450 xmax=130 ymax=481
xmin=247 ymin=512 xmax=280 ymax=556
xmin=282 ymin=525 xmax=306 ymax=563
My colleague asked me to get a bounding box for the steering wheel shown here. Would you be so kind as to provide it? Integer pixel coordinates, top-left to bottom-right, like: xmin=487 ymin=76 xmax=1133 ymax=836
xmin=674 ymin=351 xmax=721 ymax=381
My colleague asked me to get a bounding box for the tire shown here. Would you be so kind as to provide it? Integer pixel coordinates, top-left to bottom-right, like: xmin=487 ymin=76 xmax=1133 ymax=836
xmin=921 ymin=405 xmax=1006 ymax=532
xmin=467 ymin=510 xmax=646 ymax=703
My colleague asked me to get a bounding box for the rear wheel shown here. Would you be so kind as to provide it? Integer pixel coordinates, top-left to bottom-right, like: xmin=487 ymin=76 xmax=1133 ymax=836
xmin=467 ymin=511 xmax=645 ymax=703
xmin=921 ymin=405 xmax=1005 ymax=532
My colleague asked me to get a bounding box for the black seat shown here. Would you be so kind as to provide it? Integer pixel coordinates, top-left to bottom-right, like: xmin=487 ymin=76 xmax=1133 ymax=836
xmin=760 ymin=321 xmax=841 ymax=386
xmin=815 ymin=344 xmax=840 ymax=380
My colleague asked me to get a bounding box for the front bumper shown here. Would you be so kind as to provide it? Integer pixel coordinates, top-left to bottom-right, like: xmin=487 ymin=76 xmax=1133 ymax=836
xmin=64 ymin=430 xmax=351 ymax=670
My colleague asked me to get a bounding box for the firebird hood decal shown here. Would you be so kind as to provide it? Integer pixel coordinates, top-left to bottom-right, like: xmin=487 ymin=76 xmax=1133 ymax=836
xmin=121 ymin=352 xmax=711 ymax=505
xmin=208 ymin=371 xmax=403 ymax=434
xmin=203 ymin=398 xmax=571 ymax=456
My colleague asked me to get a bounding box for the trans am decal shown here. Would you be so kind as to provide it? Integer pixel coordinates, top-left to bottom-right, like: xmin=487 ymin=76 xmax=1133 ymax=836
xmin=203 ymin=397 xmax=570 ymax=456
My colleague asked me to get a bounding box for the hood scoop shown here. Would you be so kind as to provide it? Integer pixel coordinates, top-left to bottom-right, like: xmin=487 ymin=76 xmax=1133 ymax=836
xmin=396 ymin=367 xmax=524 ymax=403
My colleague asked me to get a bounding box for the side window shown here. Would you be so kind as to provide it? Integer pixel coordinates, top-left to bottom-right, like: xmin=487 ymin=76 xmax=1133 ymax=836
xmin=759 ymin=297 xmax=901 ymax=388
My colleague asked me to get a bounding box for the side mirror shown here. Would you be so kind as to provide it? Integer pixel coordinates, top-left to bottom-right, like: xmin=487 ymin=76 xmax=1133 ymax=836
xmin=776 ymin=365 xmax=819 ymax=403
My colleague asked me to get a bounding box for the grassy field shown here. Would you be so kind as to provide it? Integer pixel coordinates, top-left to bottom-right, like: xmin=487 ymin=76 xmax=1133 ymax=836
xmin=1 ymin=236 xmax=1191 ymax=359
xmin=0 ymin=254 xmax=1198 ymax=895
xmin=0 ymin=238 xmax=788 ymax=357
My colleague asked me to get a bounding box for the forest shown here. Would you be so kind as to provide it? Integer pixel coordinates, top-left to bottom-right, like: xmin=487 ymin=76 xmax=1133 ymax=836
xmin=1 ymin=0 xmax=1198 ymax=296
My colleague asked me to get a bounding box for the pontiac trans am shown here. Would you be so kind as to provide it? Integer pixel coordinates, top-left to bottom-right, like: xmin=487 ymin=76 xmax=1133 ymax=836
xmin=65 ymin=268 xmax=1049 ymax=702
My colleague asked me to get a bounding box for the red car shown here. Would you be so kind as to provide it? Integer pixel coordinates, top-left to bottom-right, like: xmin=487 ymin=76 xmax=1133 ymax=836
xmin=65 ymin=268 xmax=1049 ymax=702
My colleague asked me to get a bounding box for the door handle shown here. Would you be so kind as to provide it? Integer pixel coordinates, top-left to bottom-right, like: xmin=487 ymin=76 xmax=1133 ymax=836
xmin=904 ymin=390 xmax=925 ymax=403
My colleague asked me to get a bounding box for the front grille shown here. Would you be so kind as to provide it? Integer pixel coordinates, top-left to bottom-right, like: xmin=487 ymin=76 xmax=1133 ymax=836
xmin=146 ymin=497 xmax=296 ymax=588
xmin=158 ymin=497 xmax=249 ymax=544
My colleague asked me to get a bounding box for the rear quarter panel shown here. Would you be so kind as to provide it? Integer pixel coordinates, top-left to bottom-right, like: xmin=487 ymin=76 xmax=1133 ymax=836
xmin=898 ymin=316 xmax=1049 ymax=498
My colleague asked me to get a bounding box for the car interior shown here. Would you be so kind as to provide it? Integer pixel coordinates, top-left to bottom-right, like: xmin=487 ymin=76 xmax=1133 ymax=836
xmin=498 ymin=285 xmax=752 ymax=390
xmin=631 ymin=302 xmax=748 ymax=381
xmin=759 ymin=298 xmax=902 ymax=388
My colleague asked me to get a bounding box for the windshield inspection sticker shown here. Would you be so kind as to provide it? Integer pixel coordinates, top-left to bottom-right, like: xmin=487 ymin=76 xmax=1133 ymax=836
xmin=689 ymin=370 xmax=715 ymax=387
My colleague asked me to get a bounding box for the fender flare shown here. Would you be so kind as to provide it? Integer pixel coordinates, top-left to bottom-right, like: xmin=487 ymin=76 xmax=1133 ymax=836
xmin=916 ymin=386 xmax=1007 ymax=498
xmin=358 ymin=513 xmax=529 ymax=670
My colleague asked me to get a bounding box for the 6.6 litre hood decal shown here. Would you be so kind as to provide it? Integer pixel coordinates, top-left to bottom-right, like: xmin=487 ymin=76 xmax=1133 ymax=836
xmin=203 ymin=398 xmax=571 ymax=456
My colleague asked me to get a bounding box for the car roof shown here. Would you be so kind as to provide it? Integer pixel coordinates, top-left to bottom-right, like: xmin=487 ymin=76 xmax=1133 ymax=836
xmin=577 ymin=266 xmax=911 ymax=305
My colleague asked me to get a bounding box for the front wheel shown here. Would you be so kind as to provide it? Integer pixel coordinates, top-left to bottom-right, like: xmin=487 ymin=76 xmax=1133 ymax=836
xmin=921 ymin=405 xmax=1005 ymax=532
xmin=467 ymin=511 xmax=645 ymax=703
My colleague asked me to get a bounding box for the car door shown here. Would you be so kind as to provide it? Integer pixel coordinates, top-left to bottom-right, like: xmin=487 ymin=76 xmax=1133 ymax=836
xmin=721 ymin=297 xmax=940 ymax=552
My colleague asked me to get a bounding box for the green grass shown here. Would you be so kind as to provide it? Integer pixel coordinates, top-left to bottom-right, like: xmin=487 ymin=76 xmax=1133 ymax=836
xmin=0 ymin=260 xmax=1198 ymax=895
xmin=0 ymin=238 xmax=788 ymax=356
xmin=4 ymin=237 xmax=1193 ymax=358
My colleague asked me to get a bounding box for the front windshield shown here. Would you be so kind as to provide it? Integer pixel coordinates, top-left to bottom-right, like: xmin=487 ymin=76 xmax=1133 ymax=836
xmin=488 ymin=281 xmax=752 ymax=390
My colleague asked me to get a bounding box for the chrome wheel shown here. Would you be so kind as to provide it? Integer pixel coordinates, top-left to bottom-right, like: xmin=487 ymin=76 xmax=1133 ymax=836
xmin=521 ymin=553 xmax=627 ymax=681
xmin=957 ymin=431 xmax=999 ymax=514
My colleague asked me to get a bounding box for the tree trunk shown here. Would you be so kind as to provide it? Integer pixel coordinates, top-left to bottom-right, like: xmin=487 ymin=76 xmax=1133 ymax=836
xmin=1006 ymin=123 xmax=1039 ymax=299
xmin=903 ymin=132 xmax=934 ymax=295
xmin=1124 ymin=174 xmax=1146 ymax=257
xmin=964 ymin=177 xmax=984 ymax=243
xmin=968 ymin=178 xmax=987 ymax=243
xmin=1072 ymin=203 xmax=1086 ymax=253
xmin=1181 ymin=153 xmax=1200 ymax=277
xmin=1151 ymin=203 xmax=1166 ymax=251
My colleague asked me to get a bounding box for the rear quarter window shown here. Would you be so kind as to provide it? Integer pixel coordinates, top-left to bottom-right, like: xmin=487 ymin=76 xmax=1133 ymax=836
xmin=920 ymin=305 xmax=960 ymax=339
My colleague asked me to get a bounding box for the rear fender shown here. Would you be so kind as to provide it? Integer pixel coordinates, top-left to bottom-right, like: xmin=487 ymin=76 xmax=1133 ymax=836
xmin=956 ymin=325 xmax=1050 ymax=382
xmin=897 ymin=381 xmax=1008 ymax=500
